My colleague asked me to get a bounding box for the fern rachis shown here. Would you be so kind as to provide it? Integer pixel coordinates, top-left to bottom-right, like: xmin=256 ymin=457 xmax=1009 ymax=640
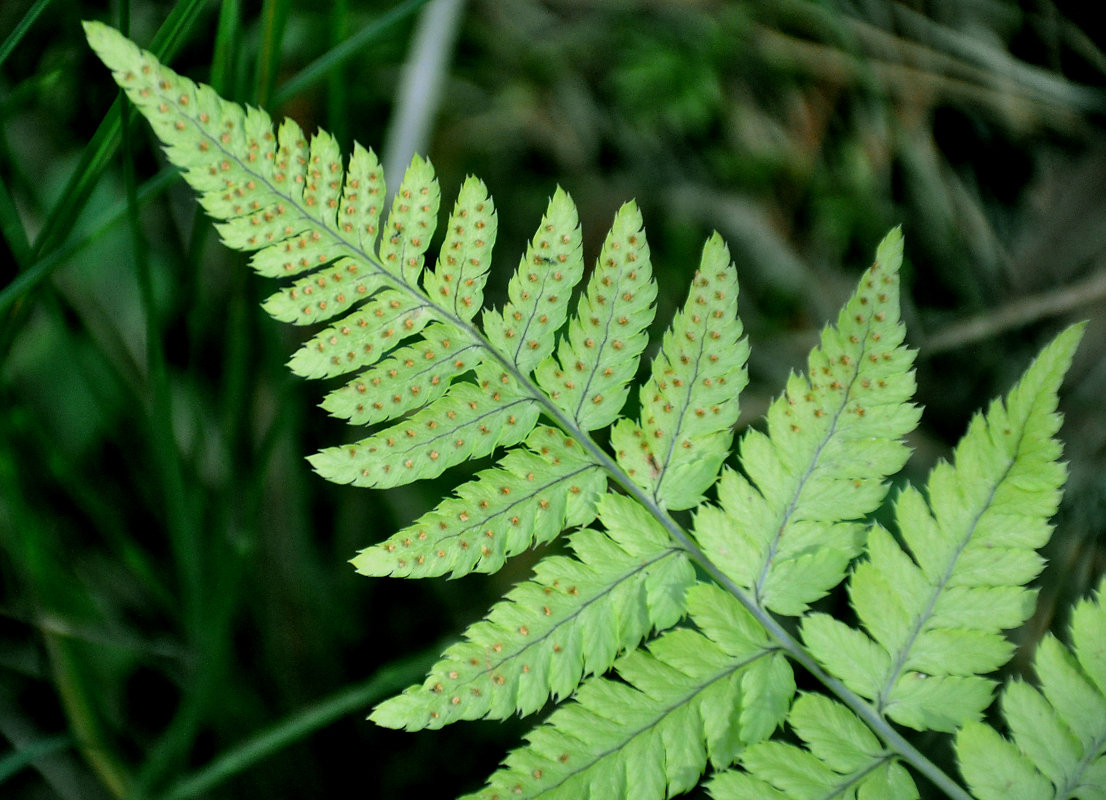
xmin=84 ymin=20 xmax=1104 ymax=800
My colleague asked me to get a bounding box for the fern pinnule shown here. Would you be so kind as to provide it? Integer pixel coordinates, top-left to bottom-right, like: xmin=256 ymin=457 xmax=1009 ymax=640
xmin=692 ymin=228 xmax=920 ymax=617
xmin=956 ymin=576 xmax=1106 ymax=799
xmin=611 ymin=233 xmax=749 ymax=511
xmin=352 ymin=425 xmax=605 ymax=578
xmin=283 ymin=285 xmax=438 ymax=379
xmin=482 ymin=187 xmax=584 ymax=374
xmin=534 ymin=201 xmax=656 ymax=432
xmin=371 ymin=492 xmax=694 ymax=731
xmin=802 ymin=323 xmax=1085 ymax=733
xmin=318 ymin=322 xmax=478 ymax=426
xmin=308 ymin=357 xmax=542 ymax=488
xmin=423 ymin=176 xmax=498 ymax=319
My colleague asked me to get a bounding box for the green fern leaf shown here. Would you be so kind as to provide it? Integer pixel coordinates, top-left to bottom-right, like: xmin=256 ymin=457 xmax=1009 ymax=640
xmin=318 ymin=322 xmax=476 ymax=426
xmin=280 ymin=172 xmax=490 ymax=379
xmin=709 ymin=693 xmax=919 ymax=800
xmin=284 ymin=286 xmax=439 ymax=379
xmin=352 ymin=426 xmax=604 ymax=578
xmin=308 ymin=362 xmax=541 ymax=488
xmin=482 ymin=187 xmax=584 ymax=374
xmin=611 ymin=233 xmax=749 ymax=510
xmin=259 ymin=152 xmax=438 ymax=328
xmin=461 ymin=581 xmax=792 ymax=799
xmin=692 ymin=228 xmax=919 ymax=616
xmin=956 ymin=577 xmax=1106 ymax=800
xmin=86 ymin=20 xmax=547 ymax=495
xmin=802 ymin=324 xmax=1085 ymax=732
xmin=535 ymin=201 xmax=656 ymax=431
xmin=371 ymin=493 xmax=694 ymax=730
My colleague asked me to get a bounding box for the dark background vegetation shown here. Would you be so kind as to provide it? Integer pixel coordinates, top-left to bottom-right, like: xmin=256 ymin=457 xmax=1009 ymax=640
xmin=1 ymin=0 xmax=1104 ymax=797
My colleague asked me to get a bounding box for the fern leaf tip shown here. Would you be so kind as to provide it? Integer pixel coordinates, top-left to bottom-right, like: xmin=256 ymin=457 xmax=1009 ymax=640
xmin=877 ymin=225 xmax=904 ymax=259
xmin=84 ymin=20 xmax=140 ymax=72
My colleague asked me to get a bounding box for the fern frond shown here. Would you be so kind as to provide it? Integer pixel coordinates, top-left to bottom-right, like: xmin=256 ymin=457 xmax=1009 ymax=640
xmin=371 ymin=493 xmax=694 ymax=730
xmin=87 ymin=21 xmax=1095 ymax=800
xmin=84 ymin=17 xmax=748 ymax=741
xmin=708 ymin=693 xmax=919 ymax=800
xmin=802 ymin=324 xmax=1085 ymax=733
xmin=461 ymin=581 xmax=792 ymax=800
xmin=692 ymin=229 xmax=919 ymax=616
xmin=955 ymin=576 xmax=1106 ymax=800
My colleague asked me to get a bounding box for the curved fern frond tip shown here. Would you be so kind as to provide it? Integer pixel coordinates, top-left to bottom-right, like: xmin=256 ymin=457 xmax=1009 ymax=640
xmin=84 ymin=18 xmax=747 ymax=562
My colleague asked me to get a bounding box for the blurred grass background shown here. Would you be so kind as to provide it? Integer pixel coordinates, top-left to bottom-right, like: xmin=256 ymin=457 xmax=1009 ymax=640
xmin=1 ymin=0 xmax=1104 ymax=797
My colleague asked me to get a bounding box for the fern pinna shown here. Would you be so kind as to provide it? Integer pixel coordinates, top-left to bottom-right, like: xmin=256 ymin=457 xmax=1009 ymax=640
xmin=86 ymin=21 xmax=1105 ymax=800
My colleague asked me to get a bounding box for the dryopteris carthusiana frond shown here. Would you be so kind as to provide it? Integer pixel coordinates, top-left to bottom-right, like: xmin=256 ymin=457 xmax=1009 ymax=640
xmin=86 ymin=20 xmax=1092 ymax=800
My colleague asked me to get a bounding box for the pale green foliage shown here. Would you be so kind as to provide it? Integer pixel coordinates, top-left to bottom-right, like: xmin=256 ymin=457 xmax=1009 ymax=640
xmin=86 ymin=20 xmax=1098 ymax=800
xmin=370 ymin=494 xmax=695 ymax=729
xmin=535 ymin=202 xmax=657 ymax=432
xmin=611 ymin=233 xmax=749 ymax=510
xmin=461 ymin=581 xmax=794 ymax=800
xmin=802 ymin=325 xmax=1082 ymax=733
xmin=692 ymin=229 xmax=920 ymax=616
xmin=709 ymin=693 xmax=918 ymax=800
xmin=956 ymin=578 xmax=1106 ymax=800
xmin=352 ymin=426 xmax=606 ymax=578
